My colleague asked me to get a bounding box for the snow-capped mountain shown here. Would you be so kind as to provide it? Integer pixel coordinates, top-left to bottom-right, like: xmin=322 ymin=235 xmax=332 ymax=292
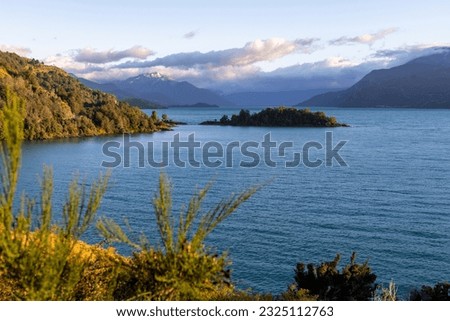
xmin=79 ymin=73 xmax=232 ymax=107
xmin=130 ymin=72 xmax=170 ymax=82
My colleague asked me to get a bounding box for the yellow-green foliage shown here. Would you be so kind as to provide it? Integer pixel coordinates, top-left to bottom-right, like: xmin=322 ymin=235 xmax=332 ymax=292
xmin=98 ymin=174 xmax=260 ymax=300
xmin=112 ymin=246 xmax=231 ymax=300
xmin=0 ymin=90 xmax=112 ymax=300
xmin=281 ymin=285 xmax=319 ymax=301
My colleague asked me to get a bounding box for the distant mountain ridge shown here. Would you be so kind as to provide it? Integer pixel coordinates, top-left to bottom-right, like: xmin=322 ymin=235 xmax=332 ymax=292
xmin=300 ymin=51 xmax=450 ymax=108
xmin=224 ymin=89 xmax=341 ymax=106
xmin=80 ymin=74 xmax=339 ymax=108
xmin=80 ymin=73 xmax=232 ymax=107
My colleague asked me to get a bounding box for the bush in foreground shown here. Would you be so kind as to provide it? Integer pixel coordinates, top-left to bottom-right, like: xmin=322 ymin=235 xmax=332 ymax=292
xmin=98 ymin=174 xmax=260 ymax=300
xmin=0 ymin=90 xmax=113 ymax=300
xmin=410 ymin=282 xmax=450 ymax=301
xmin=285 ymin=252 xmax=377 ymax=301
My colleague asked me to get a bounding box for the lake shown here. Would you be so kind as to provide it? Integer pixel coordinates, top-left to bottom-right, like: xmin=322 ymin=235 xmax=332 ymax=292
xmin=18 ymin=106 xmax=450 ymax=298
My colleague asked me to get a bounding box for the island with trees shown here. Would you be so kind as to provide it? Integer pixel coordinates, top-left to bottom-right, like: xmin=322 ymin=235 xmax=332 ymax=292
xmin=200 ymin=106 xmax=348 ymax=127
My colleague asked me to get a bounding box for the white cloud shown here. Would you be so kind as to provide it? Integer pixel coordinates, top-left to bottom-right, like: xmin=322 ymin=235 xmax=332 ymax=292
xmin=73 ymin=45 xmax=154 ymax=64
xmin=115 ymin=38 xmax=319 ymax=69
xmin=0 ymin=44 xmax=32 ymax=56
xmin=372 ymin=43 xmax=450 ymax=64
xmin=231 ymin=38 xmax=318 ymax=65
xmin=323 ymin=57 xmax=360 ymax=68
xmin=45 ymin=54 xmax=104 ymax=73
xmin=79 ymin=68 xmax=146 ymax=82
xmin=330 ymin=28 xmax=398 ymax=46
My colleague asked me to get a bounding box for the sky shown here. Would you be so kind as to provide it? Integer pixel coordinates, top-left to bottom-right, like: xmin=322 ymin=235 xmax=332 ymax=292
xmin=1 ymin=0 xmax=450 ymax=92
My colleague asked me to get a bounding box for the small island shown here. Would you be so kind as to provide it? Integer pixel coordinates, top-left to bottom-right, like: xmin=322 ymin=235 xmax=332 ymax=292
xmin=200 ymin=106 xmax=348 ymax=127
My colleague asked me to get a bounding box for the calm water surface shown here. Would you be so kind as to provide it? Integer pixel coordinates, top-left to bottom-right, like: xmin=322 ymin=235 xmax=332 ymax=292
xmin=18 ymin=106 xmax=450 ymax=297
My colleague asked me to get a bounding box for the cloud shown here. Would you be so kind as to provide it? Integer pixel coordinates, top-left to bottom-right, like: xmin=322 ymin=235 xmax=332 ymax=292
xmin=55 ymin=37 xmax=319 ymax=83
xmin=210 ymin=58 xmax=378 ymax=92
xmin=115 ymin=38 xmax=319 ymax=69
xmin=330 ymin=28 xmax=398 ymax=46
xmin=183 ymin=30 xmax=198 ymax=39
xmin=372 ymin=44 xmax=450 ymax=63
xmin=73 ymin=45 xmax=154 ymax=64
xmin=45 ymin=54 xmax=107 ymax=75
xmin=48 ymin=38 xmax=450 ymax=94
xmin=0 ymin=44 xmax=32 ymax=56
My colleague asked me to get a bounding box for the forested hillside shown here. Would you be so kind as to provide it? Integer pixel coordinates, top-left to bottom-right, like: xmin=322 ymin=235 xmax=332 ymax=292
xmin=0 ymin=51 xmax=171 ymax=140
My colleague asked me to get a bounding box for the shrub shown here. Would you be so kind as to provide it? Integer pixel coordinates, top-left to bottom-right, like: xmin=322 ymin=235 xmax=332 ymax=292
xmin=410 ymin=282 xmax=450 ymax=301
xmin=281 ymin=285 xmax=319 ymax=301
xmin=286 ymin=252 xmax=377 ymax=301
xmin=0 ymin=90 xmax=111 ymax=300
xmin=98 ymin=174 xmax=260 ymax=300
xmin=374 ymin=280 xmax=397 ymax=301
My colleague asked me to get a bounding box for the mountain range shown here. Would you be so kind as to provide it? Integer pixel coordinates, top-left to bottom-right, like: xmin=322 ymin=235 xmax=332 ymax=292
xmin=79 ymin=73 xmax=232 ymax=107
xmin=79 ymin=73 xmax=337 ymax=107
xmin=300 ymin=51 xmax=450 ymax=108
xmin=76 ymin=51 xmax=450 ymax=109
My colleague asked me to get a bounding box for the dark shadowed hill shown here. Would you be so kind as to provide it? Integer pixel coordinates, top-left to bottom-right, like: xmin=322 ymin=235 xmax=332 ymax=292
xmin=300 ymin=51 xmax=450 ymax=108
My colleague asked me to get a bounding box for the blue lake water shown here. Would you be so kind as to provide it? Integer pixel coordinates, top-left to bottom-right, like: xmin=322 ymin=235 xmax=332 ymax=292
xmin=17 ymin=106 xmax=450 ymax=298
